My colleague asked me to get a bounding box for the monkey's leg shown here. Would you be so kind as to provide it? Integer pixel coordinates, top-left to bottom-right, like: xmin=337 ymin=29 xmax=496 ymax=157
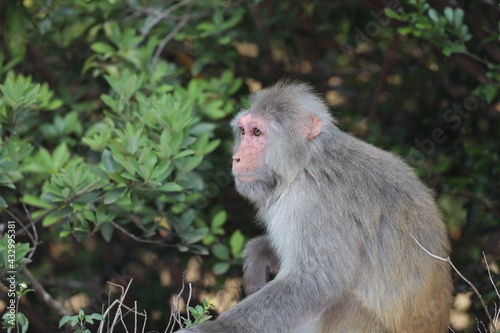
xmin=319 ymin=298 xmax=389 ymax=333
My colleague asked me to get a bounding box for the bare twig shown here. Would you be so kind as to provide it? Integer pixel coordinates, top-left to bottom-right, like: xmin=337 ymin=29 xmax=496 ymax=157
xmin=165 ymin=295 xmax=175 ymax=333
xmin=142 ymin=310 xmax=147 ymax=333
xmin=21 ymin=198 xmax=39 ymax=258
xmin=165 ymin=273 xmax=187 ymax=333
xmin=483 ymin=252 xmax=500 ymax=331
xmin=187 ymin=283 xmax=193 ymax=323
xmin=97 ymin=279 xmax=147 ymax=333
xmin=409 ymin=232 xmax=448 ymax=261
xmin=410 ymin=232 xmax=497 ymax=332
xmin=22 ymin=267 xmax=70 ymax=319
xmin=135 ymin=301 xmax=138 ymax=333
xmin=137 ymin=0 xmax=193 ymax=44
xmin=151 ymin=5 xmax=192 ymax=70
xmin=4 ymin=208 xmax=37 ymax=251
xmin=110 ymin=220 xmax=173 ymax=247
xmin=166 ymin=296 xmax=177 ymax=333
xmin=483 ymin=252 xmax=500 ymax=301
xmin=107 ymin=282 xmax=125 ymax=333
xmin=477 ymin=318 xmax=488 ymax=332
xmin=132 ymin=6 xmax=209 ymax=22
xmin=174 ymin=276 xmax=186 ymax=328
xmin=37 ymin=278 xmax=100 ymax=290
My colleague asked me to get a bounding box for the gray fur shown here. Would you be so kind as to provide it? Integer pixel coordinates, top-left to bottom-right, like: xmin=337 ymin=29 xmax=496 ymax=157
xmin=242 ymin=235 xmax=280 ymax=295
xmin=177 ymin=80 xmax=453 ymax=333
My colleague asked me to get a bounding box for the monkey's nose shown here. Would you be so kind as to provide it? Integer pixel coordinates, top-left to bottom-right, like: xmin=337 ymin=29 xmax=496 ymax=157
xmin=233 ymin=156 xmax=241 ymax=163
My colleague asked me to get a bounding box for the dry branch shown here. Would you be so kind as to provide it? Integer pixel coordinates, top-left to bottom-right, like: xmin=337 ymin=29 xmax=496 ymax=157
xmin=410 ymin=232 xmax=499 ymax=332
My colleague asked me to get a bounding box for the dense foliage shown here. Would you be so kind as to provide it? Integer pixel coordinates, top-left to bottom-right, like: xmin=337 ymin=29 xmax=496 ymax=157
xmin=0 ymin=0 xmax=498 ymax=332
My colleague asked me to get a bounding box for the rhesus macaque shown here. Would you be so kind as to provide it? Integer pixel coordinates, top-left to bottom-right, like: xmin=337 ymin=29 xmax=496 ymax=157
xmin=177 ymin=80 xmax=453 ymax=333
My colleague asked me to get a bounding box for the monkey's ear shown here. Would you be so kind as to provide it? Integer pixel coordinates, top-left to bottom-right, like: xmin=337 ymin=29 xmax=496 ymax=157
xmin=304 ymin=113 xmax=322 ymax=139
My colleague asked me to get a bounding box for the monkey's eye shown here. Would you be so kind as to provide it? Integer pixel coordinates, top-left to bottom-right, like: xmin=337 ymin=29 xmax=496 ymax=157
xmin=239 ymin=127 xmax=245 ymax=135
xmin=253 ymin=128 xmax=262 ymax=136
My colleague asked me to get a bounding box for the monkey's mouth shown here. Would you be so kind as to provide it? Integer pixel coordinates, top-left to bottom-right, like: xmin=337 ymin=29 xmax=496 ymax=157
xmin=234 ymin=173 xmax=257 ymax=183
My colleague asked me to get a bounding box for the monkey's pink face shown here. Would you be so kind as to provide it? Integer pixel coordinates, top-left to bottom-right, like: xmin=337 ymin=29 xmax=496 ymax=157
xmin=232 ymin=113 xmax=267 ymax=183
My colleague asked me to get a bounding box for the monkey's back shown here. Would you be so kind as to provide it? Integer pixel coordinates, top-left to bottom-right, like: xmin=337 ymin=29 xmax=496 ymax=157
xmin=305 ymin=130 xmax=453 ymax=332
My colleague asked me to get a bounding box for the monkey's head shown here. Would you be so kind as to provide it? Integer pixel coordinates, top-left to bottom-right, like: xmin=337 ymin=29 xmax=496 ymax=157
xmin=231 ymin=80 xmax=335 ymax=203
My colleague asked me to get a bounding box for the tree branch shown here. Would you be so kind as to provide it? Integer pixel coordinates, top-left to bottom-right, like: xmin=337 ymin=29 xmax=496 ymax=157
xmin=410 ymin=232 xmax=498 ymax=332
xmin=110 ymin=220 xmax=174 ymax=247
xmin=151 ymin=6 xmax=192 ymax=70
xmin=136 ymin=0 xmax=194 ymax=46
xmin=457 ymin=189 xmax=500 ymax=219
xmin=22 ymin=267 xmax=70 ymax=319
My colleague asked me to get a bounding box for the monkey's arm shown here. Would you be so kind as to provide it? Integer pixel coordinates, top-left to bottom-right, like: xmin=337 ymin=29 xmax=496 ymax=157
xmin=176 ymin=274 xmax=331 ymax=333
xmin=242 ymin=235 xmax=280 ymax=295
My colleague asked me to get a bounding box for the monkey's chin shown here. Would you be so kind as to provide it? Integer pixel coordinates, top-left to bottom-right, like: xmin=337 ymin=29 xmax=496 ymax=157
xmin=235 ymin=174 xmax=257 ymax=183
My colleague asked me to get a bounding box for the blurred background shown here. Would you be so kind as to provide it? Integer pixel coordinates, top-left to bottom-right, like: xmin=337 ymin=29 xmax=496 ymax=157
xmin=0 ymin=0 xmax=499 ymax=332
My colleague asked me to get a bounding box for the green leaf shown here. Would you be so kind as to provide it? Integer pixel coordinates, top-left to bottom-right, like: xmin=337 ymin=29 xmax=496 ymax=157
xmin=0 ymin=196 xmax=7 ymax=208
xmin=212 ymin=243 xmax=230 ymax=260
xmin=397 ymin=26 xmax=413 ymax=35
xmin=0 ymin=174 xmax=15 ymax=189
xmin=101 ymin=94 xmax=117 ymax=110
xmin=158 ymin=182 xmax=183 ymax=192
xmin=59 ymin=315 xmax=73 ymax=328
xmin=453 ymin=8 xmax=464 ymax=28
xmin=52 ymin=143 xmax=70 ymax=169
xmin=428 ymin=8 xmax=439 ymax=23
xmin=229 ymin=230 xmax=245 ymax=257
xmin=384 ymin=8 xmax=403 ymax=20
xmin=104 ymin=188 xmax=125 ymax=204
xmin=23 ymin=195 xmax=54 ymax=209
xmin=42 ymin=214 xmax=62 ymax=227
xmin=83 ymin=210 xmax=96 ymax=223
xmin=180 ymin=156 xmax=203 ymax=174
xmin=212 ymin=262 xmax=230 ymax=275
xmin=96 ymin=204 xmax=106 ymax=223
xmin=88 ymin=313 xmax=105 ymax=321
xmin=74 ymin=191 xmax=100 ymax=204
xmin=16 ymin=313 xmax=29 ymax=333
xmin=194 ymin=304 xmax=204 ymax=316
xmin=88 ymin=165 xmax=109 ymax=180
xmin=102 ymin=149 xmax=117 ymax=174
xmin=197 ymin=315 xmax=213 ymax=325
xmin=91 ymin=42 xmax=116 ymax=54
xmin=203 ymin=139 xmax=220 ymax=155
xmin=100 ymin=222 xmax=114 ymax=242
xmin=173 ymin=150 xmax=195 ymax=159
xmin=444 ymin=7 xmax=453 ymax=23
xmin=170 ymin=131 xmax=183 ymax=152
xmin=211 ymin=211 xmax=227 ymax=231
xmin=181 ymin=228 xmax=209 ymax=244
xmin=61 ymin=187 xmax=70 ymax=199
xmin=3 ymin=312 xmax=15 ymax=328
xmin=14 ymin=243 xmax=32 ymax=262
xmin=189 ymin=123 xmax=216 ymax=136
xmin=59 ymin=230 xmax=72 ymax=237
xmin=188 ymin=244 xmax=209 ymax=255
xmin=459 ymin=25 xmax=469 ymax=39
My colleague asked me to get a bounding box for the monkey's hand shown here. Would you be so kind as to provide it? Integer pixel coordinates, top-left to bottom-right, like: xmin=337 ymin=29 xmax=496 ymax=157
xmin=174 ymin=320 xmax=224 ymax=332
xmin=243 ymin=235 xmax=280 ymax=295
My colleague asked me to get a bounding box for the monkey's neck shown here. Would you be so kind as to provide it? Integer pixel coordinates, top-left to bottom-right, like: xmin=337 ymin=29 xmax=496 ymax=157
xmin=264 ymin=157 xmax=310 ymax=209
